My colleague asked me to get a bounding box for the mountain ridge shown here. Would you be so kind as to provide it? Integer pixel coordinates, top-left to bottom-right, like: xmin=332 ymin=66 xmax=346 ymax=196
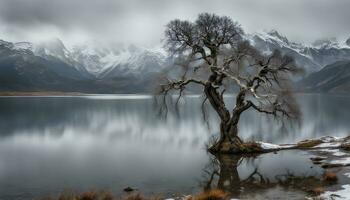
xmin=1 ymin=30 xmax=350 ymax=93
xmin=298 ymin=60 xmax=350 ymax=93
xmin=250 ymin=30 xmax=350 ymax=74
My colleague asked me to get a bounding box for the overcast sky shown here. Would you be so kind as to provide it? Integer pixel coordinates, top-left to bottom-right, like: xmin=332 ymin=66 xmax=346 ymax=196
xmin=0 ymin=0 xmax=349 ymax=47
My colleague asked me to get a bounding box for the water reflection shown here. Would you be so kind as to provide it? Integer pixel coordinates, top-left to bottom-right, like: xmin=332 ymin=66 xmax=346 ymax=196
xmin=1 ymin=94 xmax=350 ymax=143
xmin=200 ymin=151 xmax=325 ymax=199
xmin=0 ymin=94 xmax=349 ymax=199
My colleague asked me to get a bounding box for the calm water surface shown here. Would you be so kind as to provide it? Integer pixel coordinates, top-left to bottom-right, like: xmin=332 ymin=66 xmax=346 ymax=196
xmin=0 ymin=94 xmax=349 ymax=199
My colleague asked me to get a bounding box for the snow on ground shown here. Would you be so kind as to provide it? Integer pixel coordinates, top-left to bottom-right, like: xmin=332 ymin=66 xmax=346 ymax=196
xmin=257 ymin=142 xmax=282 ymax=150
xmin=312 ymin=136 xmax=343 ymax=148
xmin=316 ymin=149 xmax=338 ymax=153
xmin=344 ymin=173 xmax=350 ymax=178
xmin=333 ymin=151 xmax=348 ymax=157
xmin=318 ymin=148 xmax=349 ymax=156
xmin=315 ymin=142 xmax=341 ymax=148
xmin=256 ymin=141 xmax=297 ymax=150
xmin=309 ymin=147 xmax=350 ymax=166
xmin=311 ymin=148 xmax=350 ymax=157
xmin=330 ymin=157 xmax=350 ymax=165
xmin=321 ymin=185 xmax=350 ymax=200
xmin=257 ymin=135 xmax=347 ymax=151
xmin=320 ymin=136 xmax=342 ymax=143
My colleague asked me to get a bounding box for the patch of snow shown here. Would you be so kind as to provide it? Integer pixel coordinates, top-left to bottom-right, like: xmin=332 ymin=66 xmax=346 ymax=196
xmin=321 ymin=184 xmax=350 ymax=200
xmin=330 ymin=157 xmax=350 ymax=165
xmin=333 ymin=151 xmax=348 ymax=157
xmin=279 ymin=144 xmax=296 ymax=148
xmin=257 ymin=142 xmax=281 ymax=150
xmin=243 ymin=34 xmax=256 ymax=46
xmin=337 ymin=43 xmax=350 ymax=49
xmin=312 ymin=38 xmax=350 ymax=50
xmin=320 ymin=136 xmax=342 ymax=143
xmin=254 ymin=31 xmax=289 ymax=47
xmin=13 ymin=42 xmax=32 ymax=50
xmin=261 ymin=48 xmax=273 ymax=55
xmin=251 ymin=31 xmax=316 ymax=61
xmin=311 ymin=156 xmax=328 ymax=159
xmin=319 ymin=149 xmax=338 ymax=153
xmin=70 ymin=44 xmax=166 ymax=76
xmin=344 ymin=173 xmax=350 ymax=178
xmin=319 ymin=149 xmax=348 ymax=156
xmin=0 ymin=39 xmax=13 ymax=48
xmin=315 ymin=142 xmax=341 ymax=148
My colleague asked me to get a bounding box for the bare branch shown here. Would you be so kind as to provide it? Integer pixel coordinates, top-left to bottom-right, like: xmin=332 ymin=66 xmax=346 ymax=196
xmin=158 ymin=13 xmax=302 ymax=151
xmin=246 ymin=98 xmax=299 ymax=120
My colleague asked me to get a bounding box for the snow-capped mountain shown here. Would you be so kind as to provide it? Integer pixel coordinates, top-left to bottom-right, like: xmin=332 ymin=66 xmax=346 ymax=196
xmin=29 ymin=38 xmax=168 ymax=79
xmin=251 ymin=31 xmax=350 ymax=93
xmin=1 ymin=30 xmax=350 ymax=93
xmin=0 ymin=39 xmax=166 ymax=93
xmin=9 ymin=32 xmax=350 ymax=80
xmin=32 ymin=38 xmax=93 ymax=79
xmin=0 ymin=39 xmax=95 ymax=92
xmin=0 ymin=39 xmax=33 ymax=55
xmin=70 ymin=43 xmax=167 ymax=78
xmin=249 ymin=30 xmax=350 ymax=73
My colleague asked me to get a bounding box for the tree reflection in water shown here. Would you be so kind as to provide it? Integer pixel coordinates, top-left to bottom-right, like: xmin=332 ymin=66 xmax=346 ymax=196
xmin=200 ymin=153 xmax=331 ymax=199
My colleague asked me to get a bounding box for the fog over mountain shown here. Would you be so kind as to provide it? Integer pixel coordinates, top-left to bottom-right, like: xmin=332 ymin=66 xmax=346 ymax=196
xmin=0 ymin=38 xmax=167 ymax=93
xmin=1 ymin=29 xmax=350 ymax=93
xmin=1 ymin=0 xmax=350 ymax=47
xmin=298 ymin=61 xmax=350 ymax=93
xmin=1 ymin=0 xmax=350 ymax=93
xmin=251 ymin=31 xmax=350 ymax=74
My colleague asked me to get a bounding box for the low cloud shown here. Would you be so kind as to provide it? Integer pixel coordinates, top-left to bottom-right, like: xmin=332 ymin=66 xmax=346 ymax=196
xmin=0 ymin=0 xmax=349 ymax=47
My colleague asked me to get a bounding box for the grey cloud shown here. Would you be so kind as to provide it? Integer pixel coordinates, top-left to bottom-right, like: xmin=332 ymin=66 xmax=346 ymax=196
xmin=0 ymin=0 xmax=349 ymax=46
xmin=0 ymin=0 xmax=122 ymax=28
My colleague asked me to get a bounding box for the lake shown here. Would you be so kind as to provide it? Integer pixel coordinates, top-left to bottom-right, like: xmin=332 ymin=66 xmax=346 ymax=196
xmin=0 ymin=94 xmax=349 ymax=199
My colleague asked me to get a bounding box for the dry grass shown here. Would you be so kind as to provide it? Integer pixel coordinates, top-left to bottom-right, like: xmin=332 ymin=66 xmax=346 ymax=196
xmin=38 ymin=189 xmax=229 ymax=200
xmin=122 ymin=194 xmax=162 ymax=200
xmin=297 ymin=139 xmax=322 ymax=148
xmin=340 ymin=141 xmax=350 ymax=150
xmin=39 ymin=190 xmax=114 ymax=200
xmin=45 ymin=190 xmax=114 ymax=200
xmin=323 ymin=171 xmax=338 ymax=182
xmin=239 ymin=142 xmax=264 ymax=153
xmin=122 ymin=194 xmax=144 ymax=200
xmin=321 ymin=163 xmax=344 ymax=169
xmin=39 ymin=189 xmax=224 ymax=200
xmin=310 ymin=187 xmax=325 ymax=196
xmin=188 ymin=189 xmax=227 ymax=200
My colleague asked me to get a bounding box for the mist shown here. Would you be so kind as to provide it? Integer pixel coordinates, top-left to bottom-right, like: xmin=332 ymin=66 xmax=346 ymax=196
xmin=0 ymin=0 xmax=349 ymax=47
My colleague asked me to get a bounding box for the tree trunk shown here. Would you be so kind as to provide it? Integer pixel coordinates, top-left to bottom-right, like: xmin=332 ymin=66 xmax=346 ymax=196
xmin=209 ymin=119 xmax=243 ymax=153
xmin=204 ymin=82 xmax=244 ymax=154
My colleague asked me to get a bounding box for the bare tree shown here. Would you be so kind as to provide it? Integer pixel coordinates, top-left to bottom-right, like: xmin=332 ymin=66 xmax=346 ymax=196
xmin=158 ymin=13 xmax=301 ymax=153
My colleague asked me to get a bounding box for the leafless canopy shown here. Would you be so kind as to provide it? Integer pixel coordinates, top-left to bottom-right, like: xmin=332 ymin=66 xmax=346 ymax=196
xmin=157 ymin=13 xmax=302 ymax=125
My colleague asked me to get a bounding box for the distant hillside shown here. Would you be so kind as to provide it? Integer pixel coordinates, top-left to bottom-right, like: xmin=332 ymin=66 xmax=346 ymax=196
xmin=298 ymin=60 xmax=350 ymax=93
xmin=250 ymin=30 xmax=350 ymax=74
xmin=0 ymin=39 xmax=160 ymax=93
xmin=1 ymin=30 xmax=350 ymax=94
